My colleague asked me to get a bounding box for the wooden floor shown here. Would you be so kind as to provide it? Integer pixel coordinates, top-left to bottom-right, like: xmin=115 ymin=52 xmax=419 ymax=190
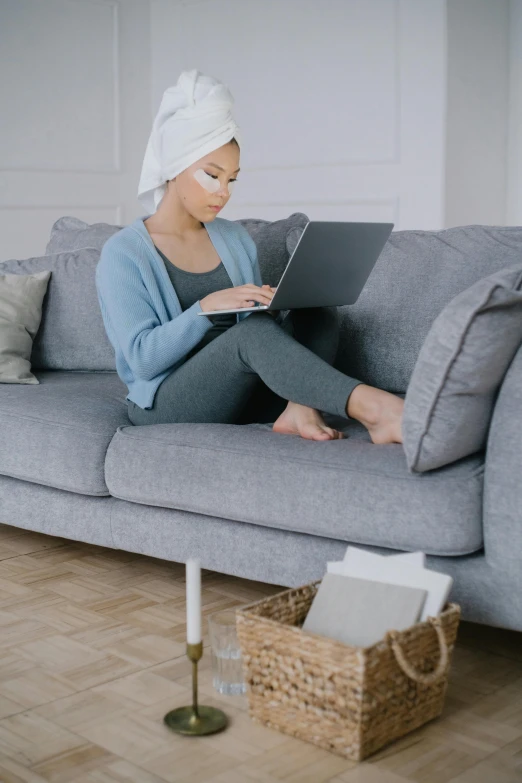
xmin=0 ymin=523 xmax=521 ymax=783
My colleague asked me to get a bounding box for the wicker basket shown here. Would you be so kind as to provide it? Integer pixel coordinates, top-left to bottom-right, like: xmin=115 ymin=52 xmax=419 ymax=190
xmin=236 ymin=580 xmax=460 ymax=761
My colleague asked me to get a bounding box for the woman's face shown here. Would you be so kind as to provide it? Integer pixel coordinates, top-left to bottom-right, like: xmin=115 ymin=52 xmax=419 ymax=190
xmin=170 ymin=141 xmax=240 ymax=221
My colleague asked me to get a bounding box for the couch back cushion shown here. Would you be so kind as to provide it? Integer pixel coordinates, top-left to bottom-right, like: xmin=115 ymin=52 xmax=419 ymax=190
xmin=46 ymin=212 xmax=309 ymax=274
xmin=43 ymin=216 xmax=522 ymax=387
xmin=328 ymin=225 xmax=522 ymax=393
xmin=236 ymin=213 xmax=309 ymax=284
xmin=24 ymin=212 xmax=310 ymax=371
xmin=46 ymin=216 xmax=123 ymax=255
xmin=0 ymin=249 xmax=116 ymax=371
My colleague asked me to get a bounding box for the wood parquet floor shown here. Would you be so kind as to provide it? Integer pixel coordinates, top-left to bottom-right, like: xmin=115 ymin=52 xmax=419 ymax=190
xmin=0 ymin=522 xmax=521 ymax=783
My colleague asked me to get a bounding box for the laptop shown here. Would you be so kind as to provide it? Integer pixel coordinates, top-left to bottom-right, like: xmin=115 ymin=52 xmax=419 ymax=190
xmin=197 ymin=220 xmax=394 ymax=316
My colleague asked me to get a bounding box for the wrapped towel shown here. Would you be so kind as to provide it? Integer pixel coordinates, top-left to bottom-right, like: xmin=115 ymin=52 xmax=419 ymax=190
xmin=137 ymin=69 xmax=242 ymax=214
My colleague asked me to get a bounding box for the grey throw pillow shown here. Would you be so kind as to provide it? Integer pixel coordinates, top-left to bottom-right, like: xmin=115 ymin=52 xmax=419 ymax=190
xmin=402 ymin=265 xmax=522 ymax=472
xmin=0 ymin=270 xmax=51 ymax=383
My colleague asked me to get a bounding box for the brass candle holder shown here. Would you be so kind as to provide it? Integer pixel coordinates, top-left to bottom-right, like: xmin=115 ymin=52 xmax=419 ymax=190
xmin=163 ymin=641 xmax=228 ymax=736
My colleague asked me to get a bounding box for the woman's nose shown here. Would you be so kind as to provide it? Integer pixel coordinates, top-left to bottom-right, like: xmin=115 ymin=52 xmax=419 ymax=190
xmin=216 ymin=182 xmax=231 ymax=196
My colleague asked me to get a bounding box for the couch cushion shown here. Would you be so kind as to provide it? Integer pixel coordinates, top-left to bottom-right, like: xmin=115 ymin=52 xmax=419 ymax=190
xmin=40 ymin=212 xmax=308 ymax=368
xmin=0 ymin=371 xmax=129 ymax=495
xmin=403 ymin=265 xmax=522 ymax=472
xmin=45 ymin=212 xmax=310 ymax=285
xmin=105 ymin=413 xmax=484 ymax=556
xmin=44 ymin=218 xmax=522 ymax=393
xmin=327 ymin=225 xmax=522 ymax=393
xmin=0 ymin=249 xmax=116 ymax=372
xmin=46 ymin=216 xmax=123 ymax=255
xmin=237 ymin=212 xmax=310 ymax=285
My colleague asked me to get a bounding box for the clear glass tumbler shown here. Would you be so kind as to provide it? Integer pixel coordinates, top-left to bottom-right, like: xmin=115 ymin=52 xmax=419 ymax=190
xmin=208 ymin=609 xmax=247 ymax=695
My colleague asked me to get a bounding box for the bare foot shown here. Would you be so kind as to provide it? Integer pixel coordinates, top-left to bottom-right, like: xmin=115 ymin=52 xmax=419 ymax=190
xmin=346 ymin=384 xmax=404 ymax=444
xmin=273 ymin=402 xmax=344 ymax=441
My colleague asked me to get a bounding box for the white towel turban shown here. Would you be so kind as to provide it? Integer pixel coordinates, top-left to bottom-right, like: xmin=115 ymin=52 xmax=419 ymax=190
xmin=137 ymin=69 xmax=242 ymax=215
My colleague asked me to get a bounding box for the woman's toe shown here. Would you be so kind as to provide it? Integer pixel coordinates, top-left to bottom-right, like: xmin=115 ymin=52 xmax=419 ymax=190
xmin=323 ymin=425 xmax=343 ymax=440
xmin=327 ymin=426 xmax=343 ymax=439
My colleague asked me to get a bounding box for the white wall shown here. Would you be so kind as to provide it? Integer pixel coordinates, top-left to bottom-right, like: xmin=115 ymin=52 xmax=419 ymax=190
xmin=0 ymin=0 xmax=151 ymax=261
xmin=150 ymin=0 xmax=520 ymax=232
xmin=0 ymin=0 xmax=519 ymax=261
xmin=507 ymin=0 xmax=522 ymax=225
xmin=445 ymin=0 xmax=511 ymax=228
xmin=151 ymin=0 xmax=448 ymax=231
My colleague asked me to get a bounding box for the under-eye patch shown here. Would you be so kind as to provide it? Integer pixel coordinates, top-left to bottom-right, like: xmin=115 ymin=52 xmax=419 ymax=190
xmin=193 ymin=168 xmax=236 ymax=195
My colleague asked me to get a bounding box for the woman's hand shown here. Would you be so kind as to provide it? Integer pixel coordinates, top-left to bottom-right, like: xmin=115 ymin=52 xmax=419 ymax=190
xmin=200 ymin=284 xmax=277 ymax=312
xmin=262 ymin=284 xmax=280 ymax=317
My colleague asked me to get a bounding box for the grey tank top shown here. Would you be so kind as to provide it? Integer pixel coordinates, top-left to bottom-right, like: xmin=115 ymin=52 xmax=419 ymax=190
xmin=154 ymin=245 xmax=236 ymax=358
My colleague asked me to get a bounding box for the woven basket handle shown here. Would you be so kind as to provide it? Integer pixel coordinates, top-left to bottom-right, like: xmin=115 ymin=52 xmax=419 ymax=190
xmin=387 ymin=617 xmax=449 ymax=685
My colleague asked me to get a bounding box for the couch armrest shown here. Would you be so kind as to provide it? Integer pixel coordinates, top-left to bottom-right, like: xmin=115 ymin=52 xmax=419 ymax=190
xmin=484 ymin=342 xmax=522 ymax=578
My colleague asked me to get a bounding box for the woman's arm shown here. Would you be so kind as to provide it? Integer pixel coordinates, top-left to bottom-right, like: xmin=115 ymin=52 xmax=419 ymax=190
xmin=95 ymin=249 xmax=213 ymax=381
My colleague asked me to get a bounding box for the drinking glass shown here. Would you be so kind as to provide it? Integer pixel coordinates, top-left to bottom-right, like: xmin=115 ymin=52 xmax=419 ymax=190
xmin=208 ymin=609 xmax=246 ymax=695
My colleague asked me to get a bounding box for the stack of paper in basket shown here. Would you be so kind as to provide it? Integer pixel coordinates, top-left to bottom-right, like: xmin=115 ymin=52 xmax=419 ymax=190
xmin=303 ymin=547 xmax=453 ymax=646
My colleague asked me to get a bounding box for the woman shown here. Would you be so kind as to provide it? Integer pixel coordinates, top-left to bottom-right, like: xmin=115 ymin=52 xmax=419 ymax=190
xmin=96 ymin=69 xmax=404 ymax=443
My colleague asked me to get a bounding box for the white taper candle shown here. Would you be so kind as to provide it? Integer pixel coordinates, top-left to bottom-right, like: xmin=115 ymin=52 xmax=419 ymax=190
xmin=186 ymin=558 xmax=201 ymax=644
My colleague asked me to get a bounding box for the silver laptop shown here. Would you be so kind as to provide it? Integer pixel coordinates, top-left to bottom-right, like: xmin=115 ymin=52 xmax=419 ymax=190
xmin=197 ymin=220 xmax=394 ymax=316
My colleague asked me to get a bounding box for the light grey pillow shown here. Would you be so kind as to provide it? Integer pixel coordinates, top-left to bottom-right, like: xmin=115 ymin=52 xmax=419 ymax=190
xmin=402 ymin=265 xmax=522 ymax=472
xmin=0 ymin=270 xmax=51 ymax=384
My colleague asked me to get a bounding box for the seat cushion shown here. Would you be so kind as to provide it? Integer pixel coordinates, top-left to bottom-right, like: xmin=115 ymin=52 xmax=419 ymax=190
xmin=0 ymin=371 xmax=129 ymax=495
xmin=105 ymin=413 xmax=484 ymax=556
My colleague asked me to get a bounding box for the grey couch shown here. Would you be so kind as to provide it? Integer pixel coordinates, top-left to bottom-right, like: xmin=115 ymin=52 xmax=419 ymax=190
xmin=1 ymin=214 xmax=521 ymax=632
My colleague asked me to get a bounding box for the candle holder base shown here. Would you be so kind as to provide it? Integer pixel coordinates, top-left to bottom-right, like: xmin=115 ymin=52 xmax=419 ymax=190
xmin=164 ymin=705 xmax=228 ymax=736
xmin=164 ymin=628 xmax=229 ymax=736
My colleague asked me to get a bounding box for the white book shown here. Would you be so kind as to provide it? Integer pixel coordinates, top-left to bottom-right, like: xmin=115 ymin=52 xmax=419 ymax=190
xmin=303 ymin=573 xmax=427 ymax=648
xmin=327 ymin=557 xmax=452 ymax=622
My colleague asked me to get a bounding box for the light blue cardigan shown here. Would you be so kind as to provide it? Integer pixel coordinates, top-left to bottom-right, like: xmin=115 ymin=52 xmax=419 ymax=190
xmin=95 ymin=215 xmax=264 ymax=409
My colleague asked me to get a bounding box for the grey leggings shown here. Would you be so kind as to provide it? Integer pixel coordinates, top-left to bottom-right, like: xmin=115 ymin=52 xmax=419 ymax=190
xmin=127 ymin=307 xmax=363 ymax=426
